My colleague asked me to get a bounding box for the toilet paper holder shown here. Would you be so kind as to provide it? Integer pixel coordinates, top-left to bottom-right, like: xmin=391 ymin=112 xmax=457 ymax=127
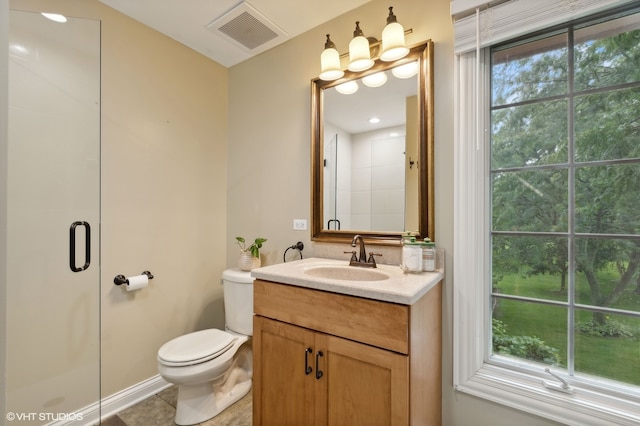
xmin=114 ymin=270 xmax=154 ymax=286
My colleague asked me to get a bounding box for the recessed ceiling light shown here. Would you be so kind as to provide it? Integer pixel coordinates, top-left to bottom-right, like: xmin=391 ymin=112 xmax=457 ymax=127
xmin=369 ymin=117 xmax=380 ymax=124
xmin=41 ymin=13 xmax=67 ymax=23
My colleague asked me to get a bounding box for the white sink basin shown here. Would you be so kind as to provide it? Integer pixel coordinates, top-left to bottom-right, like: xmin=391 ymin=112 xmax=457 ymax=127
xmin=251 ymin=257 xmax=443 ymax=305
xmin=304 ymin=265 xmax=389 ymax=281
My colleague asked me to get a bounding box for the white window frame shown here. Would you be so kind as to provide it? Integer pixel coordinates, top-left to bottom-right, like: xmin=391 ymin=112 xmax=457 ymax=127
xmin=453 ymin=1 xmax=640 ymax=424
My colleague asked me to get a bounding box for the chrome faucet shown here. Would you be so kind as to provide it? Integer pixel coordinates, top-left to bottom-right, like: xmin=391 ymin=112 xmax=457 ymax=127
xmin=346 ymin=234 xmax=380 ymax=268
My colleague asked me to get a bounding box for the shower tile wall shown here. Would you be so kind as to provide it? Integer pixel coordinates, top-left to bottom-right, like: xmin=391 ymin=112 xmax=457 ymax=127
xmin=323 ymin=123 xmax=406 ymax=232
xmin=352 ymin=126 xmax=406 ymax=231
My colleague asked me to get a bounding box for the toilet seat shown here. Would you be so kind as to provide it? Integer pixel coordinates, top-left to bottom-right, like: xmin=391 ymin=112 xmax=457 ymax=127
xmin=158 ymin=329 xmax=235 ymax=367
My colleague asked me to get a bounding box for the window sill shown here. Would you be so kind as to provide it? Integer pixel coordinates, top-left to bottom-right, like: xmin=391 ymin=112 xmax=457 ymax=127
xmin=456 ymin=364 xmax=640 ymax=426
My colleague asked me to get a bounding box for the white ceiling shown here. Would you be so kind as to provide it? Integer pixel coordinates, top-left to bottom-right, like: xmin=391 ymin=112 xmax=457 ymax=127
xmin=97 ymin=0 xmax=414 ymax=137
xmin=324 ymin=70 xmax=418 ymax=135
xmin=98 ymin=0 xmax=372 ymax=68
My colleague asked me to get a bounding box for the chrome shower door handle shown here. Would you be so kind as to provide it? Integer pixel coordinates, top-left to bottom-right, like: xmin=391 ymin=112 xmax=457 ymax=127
xmin=69 ymin=221 xmax=91 ymax=272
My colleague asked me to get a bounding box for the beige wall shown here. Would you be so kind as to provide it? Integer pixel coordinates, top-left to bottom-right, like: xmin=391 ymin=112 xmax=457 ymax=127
xmin=8 ymin=0 xmax=229 ymax=399
xmin=98 ymin=2 xmax=228 ymax=397
xmin=228 ymin=0 xmax=554 ymax=424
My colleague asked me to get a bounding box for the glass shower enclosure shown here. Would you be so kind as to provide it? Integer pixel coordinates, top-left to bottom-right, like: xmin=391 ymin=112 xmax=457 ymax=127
xmin=6 ymin=9 xmax=101 ymax=424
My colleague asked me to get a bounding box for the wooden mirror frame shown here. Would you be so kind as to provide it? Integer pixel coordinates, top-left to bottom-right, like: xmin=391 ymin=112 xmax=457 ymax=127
xmin=311 ymin=40 xmax=434 ymax=245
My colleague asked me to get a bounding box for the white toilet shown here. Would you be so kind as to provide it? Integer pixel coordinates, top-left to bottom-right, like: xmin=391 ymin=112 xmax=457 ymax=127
xmin=157 ymin=268 xmax=254 ymax=425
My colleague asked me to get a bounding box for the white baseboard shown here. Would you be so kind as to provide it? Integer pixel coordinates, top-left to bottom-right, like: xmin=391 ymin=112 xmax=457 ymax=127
xmin=97 ymin=375 xmax=173 ymax=423
xmin=47 ymin=375 xmax=172 ymax=426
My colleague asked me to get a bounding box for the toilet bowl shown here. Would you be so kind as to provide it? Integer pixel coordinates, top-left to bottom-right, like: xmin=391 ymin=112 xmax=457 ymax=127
xmin=157 ymin=268 xmax=254 ymax=426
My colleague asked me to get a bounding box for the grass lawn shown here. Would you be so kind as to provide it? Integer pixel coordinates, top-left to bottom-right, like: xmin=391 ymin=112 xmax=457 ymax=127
xmin=493 ymin=267 xmax=640 ymax=385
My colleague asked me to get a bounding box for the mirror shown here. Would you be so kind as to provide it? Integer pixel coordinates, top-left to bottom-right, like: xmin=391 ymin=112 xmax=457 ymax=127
xmin=311 ymin=40 xmax=434 ymax=245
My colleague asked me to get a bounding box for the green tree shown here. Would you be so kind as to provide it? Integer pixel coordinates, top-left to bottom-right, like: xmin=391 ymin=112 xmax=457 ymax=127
xmin=491 ymin=29 xmax=640 ymax=323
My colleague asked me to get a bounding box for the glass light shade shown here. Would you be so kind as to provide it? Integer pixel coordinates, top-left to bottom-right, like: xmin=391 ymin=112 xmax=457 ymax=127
xmin=348 ymin=35 xmax=374 ymax=72
xmin=380 ymin=21 xmax=409 ymax=62
xmin=392 ymin=61 xmax=419 ymax=79
xmin=320 ymin=47 xmax=344 ymax=81
xmin=335 ymin=81 xmax=359 ymax=95
xmin=362 ymin=71 xmax=388 ymax=88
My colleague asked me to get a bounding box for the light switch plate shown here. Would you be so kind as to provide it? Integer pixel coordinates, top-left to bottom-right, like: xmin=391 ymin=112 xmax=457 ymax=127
xmin=293 ymin=219 xmax=307 ymax=230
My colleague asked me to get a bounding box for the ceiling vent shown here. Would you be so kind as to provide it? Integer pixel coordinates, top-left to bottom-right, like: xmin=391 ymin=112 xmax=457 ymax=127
xmin=206 ymin=1 xmax=288 ymax=51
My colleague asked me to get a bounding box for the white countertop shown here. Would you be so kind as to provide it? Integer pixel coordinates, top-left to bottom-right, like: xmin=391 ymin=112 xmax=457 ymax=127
xmin=251 ymin=257 xmax=444 ymax=305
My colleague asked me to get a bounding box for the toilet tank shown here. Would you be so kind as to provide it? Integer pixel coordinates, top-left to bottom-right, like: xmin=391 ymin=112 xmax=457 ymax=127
xmin=222 ymin=268 xmax=255 ymax=335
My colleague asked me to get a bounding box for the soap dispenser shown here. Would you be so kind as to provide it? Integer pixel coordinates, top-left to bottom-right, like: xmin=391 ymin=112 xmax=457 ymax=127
xmin=401 ymin=235 xmax=422 ymax=273
xmin=422 ymin=238 xmax=436 ymax=272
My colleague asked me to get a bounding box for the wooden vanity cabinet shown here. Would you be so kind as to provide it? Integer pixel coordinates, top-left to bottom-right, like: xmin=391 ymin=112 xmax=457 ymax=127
xmin=252 ymin=279 xmax=442 ymax=426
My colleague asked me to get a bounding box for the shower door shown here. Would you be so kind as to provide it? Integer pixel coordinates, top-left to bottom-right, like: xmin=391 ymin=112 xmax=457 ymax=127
xmin=324 ymin=133 xmax=339 ymax=230
xmin=7 ymin=10 xmax=100 ymax=424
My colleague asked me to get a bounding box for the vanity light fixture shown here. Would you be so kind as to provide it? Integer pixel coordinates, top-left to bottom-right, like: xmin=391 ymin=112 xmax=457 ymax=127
xmin=319 ymin=34 xmax=344 ymax=81
xmin=335 ymin=80 xmax=359 ymax=95
xmin=362 ymin=71 xmax=388 ymax=88
xmin=380 ymin=7 xmax=409 ymax=62
xmin=391 ymin=61 xmax=419 ymax=79
xmin=317 ymin=7 xmax=412 ymax=81
xmin=41 ymin=12 xmax=67 ymax=23
xmin=348 ymin=21 xmax=374 ymax=72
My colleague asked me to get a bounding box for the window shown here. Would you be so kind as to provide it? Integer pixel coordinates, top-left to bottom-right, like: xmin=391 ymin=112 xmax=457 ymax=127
xmin=454 ymin=2 xmax=640 ymax=424
xmin=491 ymin=9 xmax=640 ymax=384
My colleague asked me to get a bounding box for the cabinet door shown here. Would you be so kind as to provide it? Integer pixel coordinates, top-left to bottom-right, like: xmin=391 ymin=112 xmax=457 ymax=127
xmin=253 ymin=316 xmax=317 ymax=426
xmin=319 ymin=334 xmax=409 ymax=426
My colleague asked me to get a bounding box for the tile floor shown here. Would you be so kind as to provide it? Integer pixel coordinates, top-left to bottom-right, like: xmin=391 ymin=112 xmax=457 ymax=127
xmin=101 ymin=385 xmax=252 ymax=426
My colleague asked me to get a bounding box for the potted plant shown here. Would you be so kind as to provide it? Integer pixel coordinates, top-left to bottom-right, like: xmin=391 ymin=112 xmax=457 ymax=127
xmin=236 ymin=236 xmax=267 ymax=271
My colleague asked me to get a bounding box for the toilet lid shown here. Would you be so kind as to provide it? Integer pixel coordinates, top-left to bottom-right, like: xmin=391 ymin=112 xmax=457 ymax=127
xmin=158 ymin=329 xmax=235 ymax=366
